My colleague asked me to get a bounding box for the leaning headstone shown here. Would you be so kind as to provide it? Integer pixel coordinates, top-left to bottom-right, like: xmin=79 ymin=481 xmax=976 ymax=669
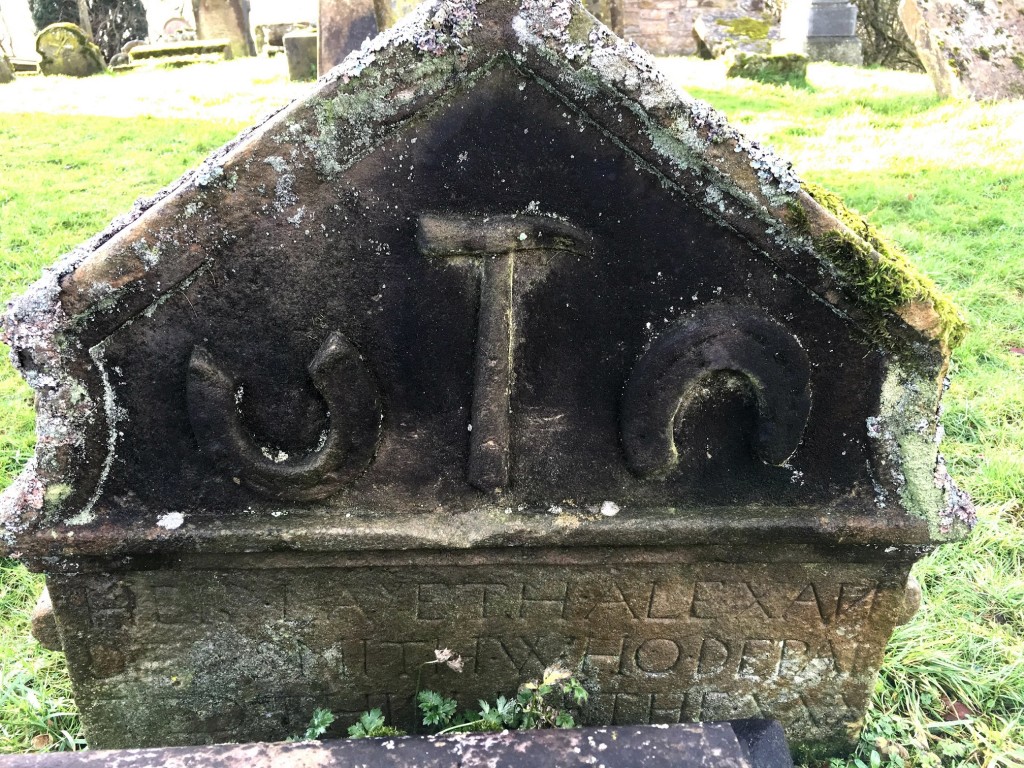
xmin=2 ymin=0 xmax=973 ymax=756
xmin=318 ymin=0 xmax=377 ymax=73
xmin=776 ymin=0 xmax=863 ymax=64
xmin=192 ymin=0 xmax=255 ymax=57
xmin=693 ymin=11 xmax=780 ymax=59
xmin=284 ymin=28 xmax=318 ymax=80
xmin=35 ymin=23 xmax=105 ymax=77
xmin=899 ymin=0 xmax=1024 ymax=99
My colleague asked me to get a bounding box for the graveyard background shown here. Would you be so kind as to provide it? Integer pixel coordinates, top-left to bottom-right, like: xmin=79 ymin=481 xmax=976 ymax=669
xmin=0 ymin=35 xmax=1023 ymax=768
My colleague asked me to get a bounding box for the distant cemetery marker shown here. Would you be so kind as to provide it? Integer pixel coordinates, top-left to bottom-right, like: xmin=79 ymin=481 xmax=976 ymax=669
xmin=318 ymin=0 xmax=377 ymax=74
xmin=2 ymin=0 xmax=973 ymax=757
xmin=192 ymin=0 xmax=254 ymax=57
xmin=35 ymin=22 xmax=105 ymax=76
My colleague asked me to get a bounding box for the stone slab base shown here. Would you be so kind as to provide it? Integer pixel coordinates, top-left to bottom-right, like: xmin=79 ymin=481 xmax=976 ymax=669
xmin=47 ymin=547 xmax=916 ymax=754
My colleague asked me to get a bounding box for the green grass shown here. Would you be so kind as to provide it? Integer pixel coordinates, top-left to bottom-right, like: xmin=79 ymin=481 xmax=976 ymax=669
xmin=1 ymin=58 xmax=1022 ymax=764
xmin=0 ymin=561 xmax=82 ymax=752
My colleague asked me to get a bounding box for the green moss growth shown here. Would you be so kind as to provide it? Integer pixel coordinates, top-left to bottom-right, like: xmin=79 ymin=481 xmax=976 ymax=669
xmin=715 ymin=16 xmax=771 ymax=40
xmin=726 ymin=52 xmax=807 ymax=87
xmin=567 ymin=4 xmax=596 ymax=44
xmin=43 ymin=483 xmax=72 ymax=509
xmin=803 ymin=183 xmax=968 ymax=351
xmin=1012 ymin=52 xmax=1024 ymax=70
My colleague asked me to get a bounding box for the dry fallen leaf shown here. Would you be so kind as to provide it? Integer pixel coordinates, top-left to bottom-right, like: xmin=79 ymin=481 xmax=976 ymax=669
xmin=940 ymin=695 xmax=976 ymax=721
xmin=31 ymin=734 xmax=53 ymax=750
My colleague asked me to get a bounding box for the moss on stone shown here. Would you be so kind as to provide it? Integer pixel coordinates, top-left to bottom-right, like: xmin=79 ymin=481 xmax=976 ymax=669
xmin=726 ymin=52 xmax=807 ymax=86
xmin=1012 ymin=52 xmax=1024 ymax=69
xmin=803 ymin=182 xmax=967 ymax=352
xmin=43 ymin=483 xmax=73 ymax=512
xmin=715 ymin=16 xmax=771 ymax=40
xmin=567 ymin=4 xmax=595 ymax=43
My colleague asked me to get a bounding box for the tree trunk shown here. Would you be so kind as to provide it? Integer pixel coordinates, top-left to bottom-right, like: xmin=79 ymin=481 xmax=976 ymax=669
xmin=77 ymin=0 xmax=93 ymax=38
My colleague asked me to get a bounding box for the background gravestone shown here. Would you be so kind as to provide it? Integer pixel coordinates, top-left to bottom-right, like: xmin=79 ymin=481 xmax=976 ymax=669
xmin=35 ymin=22 xmax=105 ymax=76
xmin=776 ymin=0 xmax=863 ymax=64
xmin=1 ymin=0 xmax=972 ymax=757
xmin=0 ymin=53 xmax=13 ymax=83
xmin=693 ymin=11 xmax=780 ymax=59
xmin=192 ymin=0 xmax=255 ymax=57
xmin=283 ymin=28 xmax=317 ymax=80
xmin=899 ymin=0 xmax=1024 ymax=99
xmin=318 ymin=0 xmax=377 ymax=74
xmin=590 ymin=0 xmax=734 ymax=55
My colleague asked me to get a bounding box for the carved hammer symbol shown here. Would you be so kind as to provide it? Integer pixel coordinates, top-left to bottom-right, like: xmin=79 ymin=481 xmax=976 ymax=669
xmin=417 ymin=213 xmax=592 ymax=494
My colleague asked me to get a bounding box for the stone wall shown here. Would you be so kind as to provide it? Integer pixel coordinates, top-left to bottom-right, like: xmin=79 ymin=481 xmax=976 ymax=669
xmin=587 ymin=0 xmax=735 ymax=56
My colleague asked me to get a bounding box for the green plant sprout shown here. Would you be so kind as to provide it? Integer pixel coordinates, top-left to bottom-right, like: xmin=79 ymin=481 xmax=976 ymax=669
xmin=411 ymin=648 xmax=465 ymax=732
xmin=295 ymin=658 xmax=591 ymax=742
xmin=291 ymin=708 xmax=334 ymax=741
xmin=418 ymin=664 xmax=589 ymax=734
xmin=346 ymin=708 xmax=405 ymax=739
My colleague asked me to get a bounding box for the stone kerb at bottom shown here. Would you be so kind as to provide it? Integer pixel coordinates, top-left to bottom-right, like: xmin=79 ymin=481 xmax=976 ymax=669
xmin=0 ymin=721 xmax=794 ymax=768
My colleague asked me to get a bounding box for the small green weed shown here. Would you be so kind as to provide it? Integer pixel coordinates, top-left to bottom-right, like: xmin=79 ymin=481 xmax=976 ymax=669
xmin=294 ymin=708 xmax=335 ymax=741
xmin=293 ymin=660 xmax=589 ymax=742
xmin=417 ymin=690 xmax=459 ymax=728
xmin=357 ymin=664 xmax=589 ymax=739
xmin=415 ymin=663 xmax=590 ymax=735
xmin=346 ymin=708 xmax=405 ymax=739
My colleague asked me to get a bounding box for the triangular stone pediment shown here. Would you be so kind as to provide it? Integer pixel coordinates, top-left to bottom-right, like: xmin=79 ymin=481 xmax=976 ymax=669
xmin=1 ymin=0 xmax=969 ymax=560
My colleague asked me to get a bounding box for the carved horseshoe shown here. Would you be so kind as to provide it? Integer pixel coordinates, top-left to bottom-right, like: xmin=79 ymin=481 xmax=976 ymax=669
xmin=621 ymin=306 xmax=811 ymax=478
xmin=187 ymin=331 xmax=382 ymax=501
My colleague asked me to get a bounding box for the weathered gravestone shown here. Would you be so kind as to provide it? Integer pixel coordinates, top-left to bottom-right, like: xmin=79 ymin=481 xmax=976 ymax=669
xmin=35 ymin=23 xmax=106 ymax=77
xmin=284 ymin=29 xmax=319 ymax=80
xmin=690 ymin=9 xmax=808 ymax=86
xmin=192 ymin=0 xmax=255 ymax=57
xmin=318 ymin=0 xmax=378 ymax=74
xmin=899 ymin=0 xmax=1024 ymax=99
xmin=776 ymin=0 xmax=863 ymax=64
xmin=256 ymin=22 xmax=314 ymax=55
xmin=0 ymin=54 xmax=13 ymax=83
xmin=1 ymin=0 xmax=974 ymax=757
